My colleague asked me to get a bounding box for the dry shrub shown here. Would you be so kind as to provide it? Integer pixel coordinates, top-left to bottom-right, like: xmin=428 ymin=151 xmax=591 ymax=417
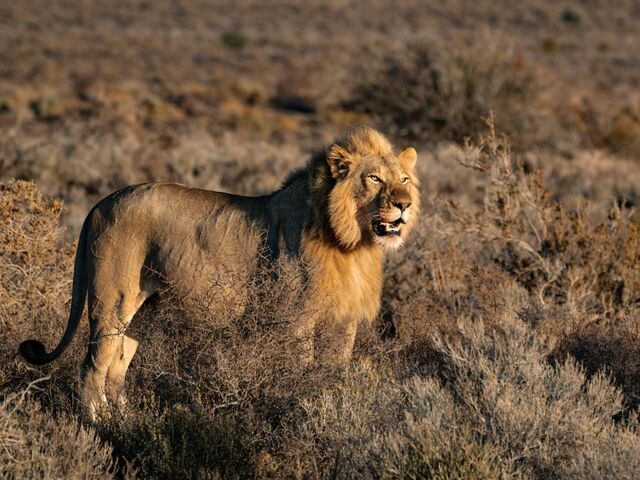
xmin=349 ymin=36 xmax=537 ymax=144
xmin=1 ymin=381 xmax=121 ymax=479
xmin=553 ymin=315 xmax=640 ymax=412
xmin=383 ymin=118 xmax=640 ymax=423
xmin=0 ymin=181 xmax=101 ymax=477
xmin=271 ymin=65 xmax=319 ymax=114
xmin=571 ymin=98 xmax=640 ymax=159
xmin=295 ymin=314 xmax=640 ymax=479
xmin=0 ymin=180 xmax=83 ymax=400
xmin=417 ymin=120 xmax=640 ymax=417
xmin=607 ymin=107 xmax=640 ymax=157
xmin=0 ymin=180 xmax=74 ymax=333
xmin=2 ymin=177 xmax=640 ymax=478
xmin=448 ymin=116 xmax=640 ymax=326
xmin=101 ymin=398 xmax=256 ymax=479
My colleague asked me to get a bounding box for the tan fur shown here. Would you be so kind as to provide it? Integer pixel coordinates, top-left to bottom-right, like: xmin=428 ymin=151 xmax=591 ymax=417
xmin=19 ymin=127 xmax=420 ymax=420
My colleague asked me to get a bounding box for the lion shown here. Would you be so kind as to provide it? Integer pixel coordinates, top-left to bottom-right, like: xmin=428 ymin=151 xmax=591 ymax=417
xmin=19 ymin=127 xmax=420 ymax=420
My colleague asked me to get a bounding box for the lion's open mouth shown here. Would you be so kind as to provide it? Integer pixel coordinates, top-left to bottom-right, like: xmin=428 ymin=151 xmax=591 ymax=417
xmin=372 ymin=218 xmax=403 ymax=236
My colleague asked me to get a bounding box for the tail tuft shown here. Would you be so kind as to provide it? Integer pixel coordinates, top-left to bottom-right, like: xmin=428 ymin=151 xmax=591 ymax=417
xmin=19 ymin=340 xmax=50 ymax=366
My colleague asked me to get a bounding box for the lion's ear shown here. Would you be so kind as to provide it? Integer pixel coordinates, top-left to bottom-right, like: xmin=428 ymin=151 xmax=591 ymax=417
xmin=397 ymin=147 xmax=417 ymax=171
xmin=327 ymin=144 xmax=354 ymax=178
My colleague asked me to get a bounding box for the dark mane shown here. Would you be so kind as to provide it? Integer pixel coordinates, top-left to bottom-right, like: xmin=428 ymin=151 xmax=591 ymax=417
xmin=277 ymin=147 xmax=329 ymax=192
xmin=279 ymin=166 xmax=308 ymax=190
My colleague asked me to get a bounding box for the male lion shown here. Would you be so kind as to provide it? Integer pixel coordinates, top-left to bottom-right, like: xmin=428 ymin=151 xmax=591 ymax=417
xmin=20 ymin=127 xmax=420 ymax=420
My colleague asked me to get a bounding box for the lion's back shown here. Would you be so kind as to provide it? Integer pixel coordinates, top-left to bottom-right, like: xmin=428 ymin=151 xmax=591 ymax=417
xmin=86 ymin=183 xmax=272 ymax=305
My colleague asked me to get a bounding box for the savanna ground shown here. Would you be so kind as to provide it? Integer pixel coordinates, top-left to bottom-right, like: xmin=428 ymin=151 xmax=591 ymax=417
xmin=2 ymin=1 xmax=640 ymax=478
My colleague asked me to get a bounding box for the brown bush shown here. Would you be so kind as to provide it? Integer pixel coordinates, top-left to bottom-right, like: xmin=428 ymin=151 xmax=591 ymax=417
xmin=293 ymin=314 xmax=640 ymax=479
xmin=448 ymin=116 xmax=640 ymax=326
xmin=0 ymin=180 xmax=81 ymax=399
xmin=4 ymin=1 xmax=640 ymax=477
xmin=0 ymin=180 xmax=74 ymax=332
xmin=553 ymin=316 xmax=640 ymax=412
xmin=348 ymin=37 xmax=538 ymax=144
xmin=570 ymin=98 xmax=640 ymax=159
xmin=3 ymin=156 xmax=640 ymax=478
xmin=1 ymin=380 xmax=122 ymax=479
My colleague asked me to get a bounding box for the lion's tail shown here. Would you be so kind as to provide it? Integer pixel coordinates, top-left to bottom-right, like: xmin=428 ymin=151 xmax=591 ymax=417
xmin=19 ymin=214 xmax=90 ymax=366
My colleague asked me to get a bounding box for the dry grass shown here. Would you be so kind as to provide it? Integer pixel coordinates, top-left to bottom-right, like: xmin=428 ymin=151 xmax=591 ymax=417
xmin=449 ymin=117 xmax=640 ymax=324
xmin=3 ymin=0 xmax=640 ymax=477
xmin=1 ymin=378 xmax=121 ymax=479
xmin=3 ymin=121 xmax=640 ymax=476
xmin=348 ymin=36 xmax=539 ymax=145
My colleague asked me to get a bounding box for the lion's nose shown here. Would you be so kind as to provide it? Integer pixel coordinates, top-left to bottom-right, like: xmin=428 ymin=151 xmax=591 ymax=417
xmin=393 ymin=200 xmax=411 ymax=212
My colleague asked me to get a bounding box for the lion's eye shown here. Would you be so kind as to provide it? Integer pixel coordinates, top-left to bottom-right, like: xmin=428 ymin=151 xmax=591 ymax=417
xmin=368 ymin=175 xmax=382 ymax=183
xmin=401 ymin=177 xmax=410 ymax=184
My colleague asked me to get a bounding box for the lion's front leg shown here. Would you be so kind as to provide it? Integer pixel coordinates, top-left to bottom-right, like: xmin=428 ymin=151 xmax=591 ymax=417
xmin=292 ymin=315 xmax=315 ymax=368
xmin=315 ymin=316 xmax=359 ymax=366
xmin=330 ymin=319 xmax=359 ymax=364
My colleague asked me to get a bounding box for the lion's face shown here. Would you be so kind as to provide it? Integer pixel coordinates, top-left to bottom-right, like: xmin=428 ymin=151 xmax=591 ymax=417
xmin=326 ymin=144 xmax=420 ymax=251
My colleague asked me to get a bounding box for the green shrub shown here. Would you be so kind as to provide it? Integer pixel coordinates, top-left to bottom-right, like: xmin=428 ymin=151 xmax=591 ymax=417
xmin=31 ymin=97 xmax=64 ymax=121
xmin=222 ymin=32 xmax=248 ymax=50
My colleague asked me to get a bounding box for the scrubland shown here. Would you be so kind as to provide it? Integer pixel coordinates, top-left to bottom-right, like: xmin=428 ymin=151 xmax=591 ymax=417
xmin=2 ymin=1 xmax=640 ymax=478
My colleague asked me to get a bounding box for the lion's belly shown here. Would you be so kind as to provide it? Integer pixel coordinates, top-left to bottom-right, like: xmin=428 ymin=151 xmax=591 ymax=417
xmin=146 ymin=200 xmax=268 ymax=321
xmin=159 ymin=248 xmax=256 ymax=320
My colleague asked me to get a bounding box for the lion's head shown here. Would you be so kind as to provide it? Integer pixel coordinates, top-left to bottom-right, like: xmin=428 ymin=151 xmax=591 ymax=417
xmin=320 ymin=127 xmax=420 ymax=251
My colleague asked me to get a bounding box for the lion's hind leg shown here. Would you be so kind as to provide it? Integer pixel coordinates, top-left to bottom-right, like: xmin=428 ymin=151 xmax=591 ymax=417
xmin=106 ymin=334 xmax=139 ymax=410
xmin=81 ymin=296 xmax=140 ymax=421
xmin=81 ymin=327 xmax=122 ymax=421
